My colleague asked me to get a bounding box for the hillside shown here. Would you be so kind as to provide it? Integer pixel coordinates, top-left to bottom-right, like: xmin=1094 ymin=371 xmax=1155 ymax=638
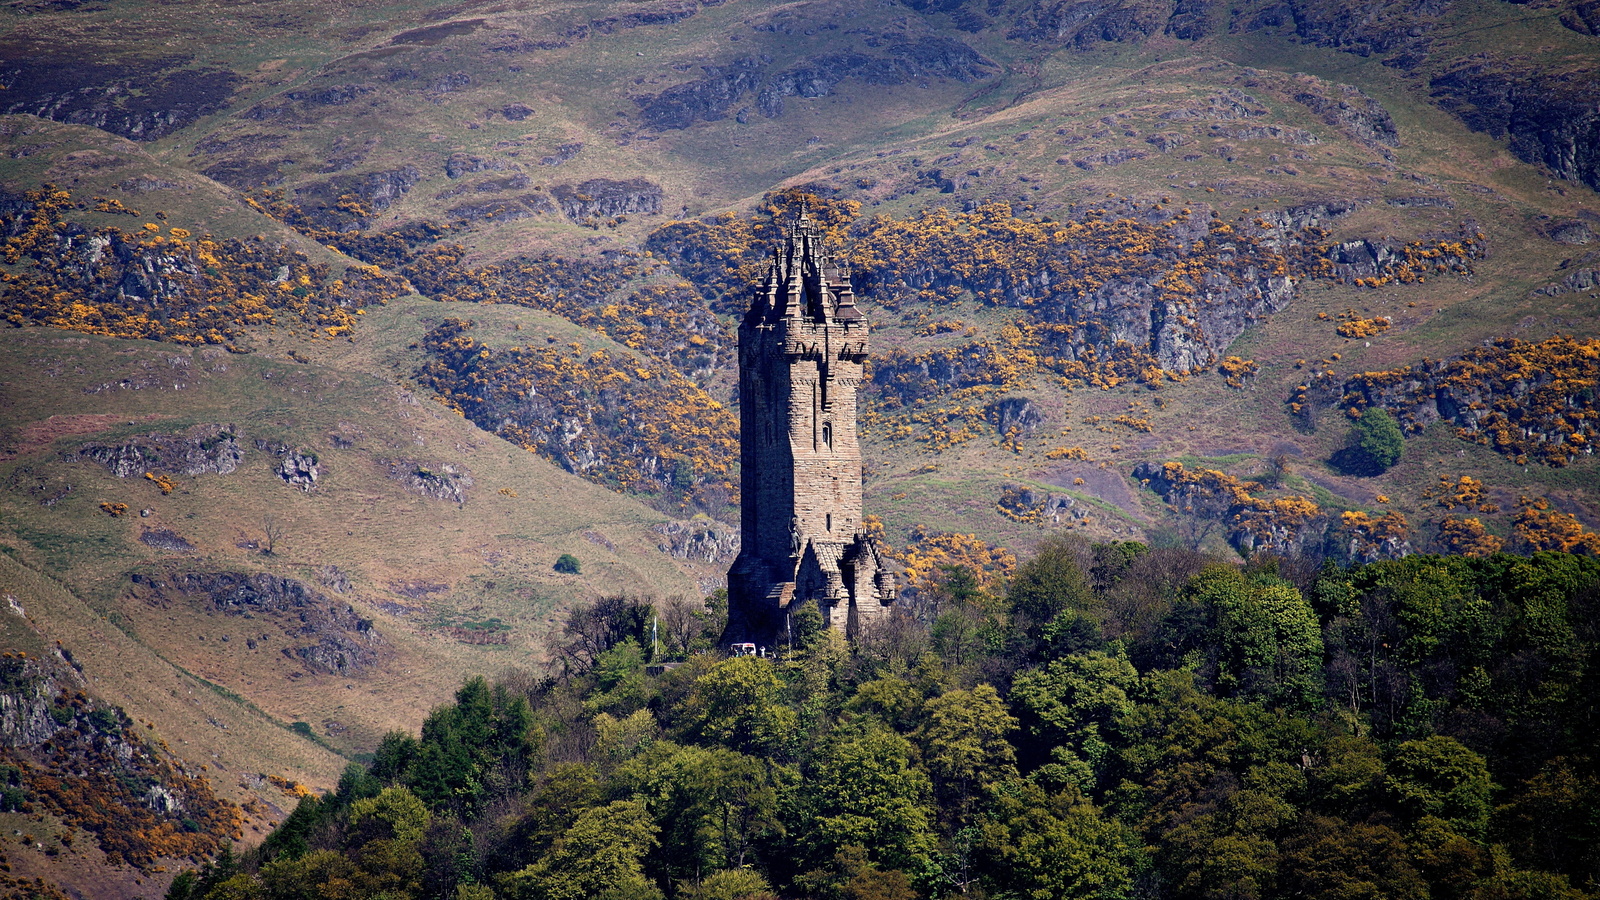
xmin=1 ymin=0 xmax=1599 ymax=895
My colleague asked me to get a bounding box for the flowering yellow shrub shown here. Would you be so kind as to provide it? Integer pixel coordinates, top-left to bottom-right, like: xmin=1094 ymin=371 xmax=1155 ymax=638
xmin=1217 ymin=356 xmax=1259 ymax=388
xmin=1338 ymin=510 xmax=1412 ymax=561
xmin=1334 ymin=310 xmax=1391 ymax=338
xmin=1137 ymin=461 xmax=1324 ymax=554
xmin=1341 ymin=337 xmax=1600 ymax=466
xmin=1514 ymin=497 xmax=1600 ymax=555
xmin=1423 ymin=475 xmax=1498 ymax=513
xmin=1 ymin=185 xmax=406 ymax=344
xmin=403 ymin=246 xmax=728 ymax=374
xmin=893 ymin=526 xmax=1016 ymax=595
xmin=1436 ymin=515 xmax=1504 ymax=557
xmin=416 ymin=319 xmax=736 ymax=509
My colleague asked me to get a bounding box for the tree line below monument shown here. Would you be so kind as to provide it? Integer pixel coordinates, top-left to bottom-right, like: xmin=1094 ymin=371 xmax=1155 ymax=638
xmin=165 ymin=538 xmax=1600 ymax=900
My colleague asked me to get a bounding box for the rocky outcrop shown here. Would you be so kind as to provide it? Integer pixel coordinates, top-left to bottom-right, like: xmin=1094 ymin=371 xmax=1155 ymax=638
xmin=1073 ymin=148 xmax=1147 ymax=171
xmin=445 ymin=153 xmax=510 ymax=178
xmin=1 ymin=648 xmax=240 ymax=869
xmin=639 ymin=57 xmax=765 ymax=129
xmin=0 ymin=657 xmax=73 ymax=747
xmin=446 ymin=193 xmax=559 ymax=225
xmin=241 ymin=83 xmax=375 ymax=121
xmin=1336 ymin=336 xmax=1600 ymax=466
xmin=129 ymin=571 xmax=382 ymax=675
xmin=293 ymin=166 xmax=420 ymax=228
xmin=1429 ymin=61 xmax=1600 ymax=193
xmin=540 ymin=142 xmax=584 ymax=166
xmin=79 ymin=425 xmax=242 ymax=478
xmin=1532 ymin=267 xmax=1600 ymax=297
xmin=381 ymin=459 xmax=472 ymax=504
xmin=139 ymin=528 xmax=196 ymax=552
xmin=860 ymin=201 xmax=1321 ymax=378
xmin=1159 ymin=89 xmax=1267 ymax=121
xmin=549 ymin=178 xmax=663 ymax=220
xmin=636 ymin=36 xmax=995 ymax=129
xmin=1548 ymin=220 xmax=1595 ymax=245
xmin=1561 ymin=0 xmax=1600 ymax=35
xmin=1007 ymin=0 xmax=1175 ymax=48
xmin=654 ymin=517 xmax=740 ymax=563
xmin=1533 ymin=251 xmax=1600 ymax=297
xmin=275 ymin=451 xmax=320 ymax=490
xmin=1134 ymin=461 xmax=1327 ymax=557
xmin=1280 ymin=0 xmax=1445 ymax=63
xmin=987 ymin=397 xmax=1045 ymax=436
xmin=0 ymin=55 xmax=240 ymax=141
xmin=1078 ymin=271 xmax=1296 ymax=372
xmin=1293 ymin=83 xmax=1400 ymax=151
xmin=996 ymin=483 xmax=1089 ymax=527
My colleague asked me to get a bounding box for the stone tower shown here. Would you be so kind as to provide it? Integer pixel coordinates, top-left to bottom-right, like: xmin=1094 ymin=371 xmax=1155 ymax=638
xmin=724 ymin=213 xmax=897 ymax=648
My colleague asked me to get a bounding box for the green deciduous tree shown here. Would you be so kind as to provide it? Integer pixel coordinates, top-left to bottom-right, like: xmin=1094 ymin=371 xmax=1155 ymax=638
xmin=1277 ymin=815 xmax=1427 ymax=900
xmin=678 ymin=657 xmax=797 ymax=758
xmin=1353 ymin=407 xmax=1404 ymax=473
xmin=503 ymin=799 xmax=662 ymax=900
xmin=802 ymin=726 xmax=936 ymax=876
xmin=611 ymin=742 xmax=782 ymax=879
xmin=1006 ymin=534 xmax=1100 ymax=658
xmin=975 ymin=781 xmax=1133 ymax=900
xmin=917 ymin=684 xmax=1017 ymax=815
xmin=408 ymin=677 xmax=541 ymax=818
xmin=1188 ymin=566 xmax=1325 ymax=708
xmin=1010 ymin=650 xmax=1139 ymax=791
xmin=1386 ymin=735 xmax=1493 ymax=839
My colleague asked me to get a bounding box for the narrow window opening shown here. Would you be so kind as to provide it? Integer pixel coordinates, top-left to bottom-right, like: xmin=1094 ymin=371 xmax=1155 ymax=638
xmin=826 ymin=513 xmax=833 ymax=532
xmin=822 ymin=422 xmax=832 ymax=448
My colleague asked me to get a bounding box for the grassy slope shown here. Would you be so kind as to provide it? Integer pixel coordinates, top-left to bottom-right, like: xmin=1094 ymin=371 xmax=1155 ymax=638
xmin=0 ymin=322 xmax=698 ymax=761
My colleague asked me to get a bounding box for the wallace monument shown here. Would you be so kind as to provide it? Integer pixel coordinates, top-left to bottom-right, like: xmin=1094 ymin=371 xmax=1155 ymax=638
xmin=724 ymin=214 xmax=898 ymax=648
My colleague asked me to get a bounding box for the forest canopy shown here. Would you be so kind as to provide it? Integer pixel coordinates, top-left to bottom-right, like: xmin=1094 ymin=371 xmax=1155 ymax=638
xmin=169 ymin=541 xmax=1600 ymax=900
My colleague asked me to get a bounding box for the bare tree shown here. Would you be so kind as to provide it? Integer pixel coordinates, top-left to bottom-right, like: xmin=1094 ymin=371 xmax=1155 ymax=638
xmin=658 ymin=594 xmax=706 ymax=658
xmin=262 ymin=515 xmax=285 ymax=556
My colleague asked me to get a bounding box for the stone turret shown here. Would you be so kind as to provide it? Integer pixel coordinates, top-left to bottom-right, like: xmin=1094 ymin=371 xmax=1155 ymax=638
xmin=724 ymin=213 xmax=897 ymax=648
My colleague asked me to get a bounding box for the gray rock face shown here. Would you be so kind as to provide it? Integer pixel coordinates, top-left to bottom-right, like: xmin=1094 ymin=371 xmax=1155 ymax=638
xmin=242 ymin=83 xmax=375 ymax=120
xmin=1430 ymin=63 xmax=1600 ymax=193
xmin=1294 ymin=85 xmax=1400 ymax=150
xmin=445 ymin=153 xmax=510 ymax=178
xmin=1535 ymin=268 xmax=1600 ymax=297
xmin=987 ymin=397 xmax=1045 ymax=436
xmin=139 ymin=528 xmax=196 ymax=552
xmin=1133 ymin=461 xmax=1327 ymax=557
xmin=129 ymin=571 xmax=382 ymax=675
xmin=446 ymin=193 xmax=558 ymax=225
xmin=276 ymin=451 xmax=320 ymax=490
xmin=638 ymin=57 xmax=766 ymax=129
xmin=654 ymin=518 xmax=740 ymax=563
xmin=78 ymin=425 xmax=243 ymax=478
xmin=549 ymin=178 xmax=663 ymax=220
xmin=997 ymin=483 xmax=1085 ymax=526
xmin=293 ymin=165 xmax=420 ymax=228
xmin=636 ymin=36 xmax=995 ymax=129
xmin=0 ymin=56 xmax=241 ymax=141
xmin=1282 ymin=0 xmax=1445 ymax=60
xmin=1549 ymin=220 xmax=1594 ymax=245
xmin=0 ymin=664 xmax=68 ymax=747
xmin=1007 ymin=0 xmax=1176 ymax=48
xmin=381 ymin=459 xmax=472 ymax=504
